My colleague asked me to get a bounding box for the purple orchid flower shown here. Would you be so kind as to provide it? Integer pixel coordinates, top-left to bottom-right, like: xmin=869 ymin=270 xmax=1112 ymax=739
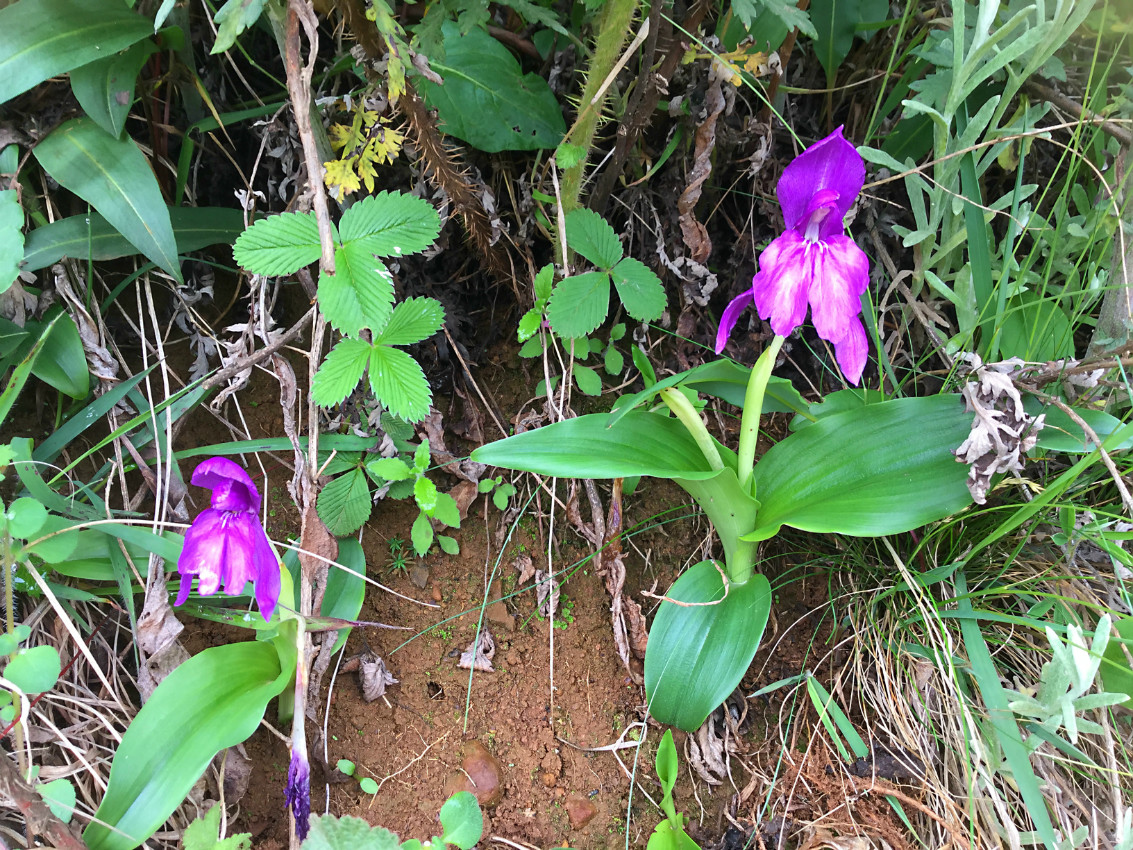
xmin=716 ymin=127 xmax=871 ymax=385
xmin=175 ymin=457 xmax=281 ymax=621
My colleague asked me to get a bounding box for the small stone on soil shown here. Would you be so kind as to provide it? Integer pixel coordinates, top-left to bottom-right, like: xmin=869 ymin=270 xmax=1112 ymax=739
xmin=410 ymin=559 xmax=429 ymax=589
xmin=564 ymin=795 xmax=597 ymax=829
xmin=443 ymin=740 xmax=504 ymax=808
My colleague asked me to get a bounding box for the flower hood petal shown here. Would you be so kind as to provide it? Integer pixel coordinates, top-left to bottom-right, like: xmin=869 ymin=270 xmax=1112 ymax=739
xmin=191 ymin=456 xmax=261 ymax=513
xmin=777 ymin=127 xmax=865 ymax=235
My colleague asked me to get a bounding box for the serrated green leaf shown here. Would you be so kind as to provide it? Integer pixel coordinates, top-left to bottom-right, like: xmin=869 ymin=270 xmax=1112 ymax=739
xmin=304 ymin=815 xmax=401 ymax=850
xmin=377 ymin=297 xmax=445 ymax=346
xmin=533 ymin=263 xmax=554 ymax=302
xmin=0 ymin=190 xmax=23 ymax=295
xmin=546 ymin=271 xmax=610 ymax=339
xmin=573 ymin=364 xmax=602 ymax=396
xmin=747 ymin=0 xmax=816 ymax=37
xmin=368 ymin=345 xmax=432 ymax=422
xmin=439 ymin=791 xmax=483 ymax=849
xmin=611 ymin=257 xmax=666 ymax=322
xmin=318 ymin=246 xmax=395 ymax=337
xmin=555 ymin=142 xmax=586 ymax=171
xmin=415 ymin=475 xmax=438 ymax=512
xmin=418 ymin=22 xmax=565 ymax=152
xmin=517 ymin=310 xmax=543 ymax=343
xmin=37 ymin=779 xmax=77 ymax=825
xmin=432 ymin=492 xmax=460 ymax=529
xmin=233 ymin=212 xmax=321 ymax=276
xmin=34 ymin=118 xmax=182 ymax=282
xmin=3 ymin=646 xmax=61 ymax=694
xmin=437 ymin=535 xmax=459 ymax=555
xmin=411 ymin=511 xmax=433 ymax=555
xmin=212 ymin=0 xmax=267 ymax=54
xmin=317 ymin=468 xmax=373 ymax=536
xmin=566 ymin=208 xmax=622 ymax=269
xmin=183 ymin=805 xmax=251 ymax=850
xmin=0 ymin=0 xmax=153 ymax=104
xmin=413 ymin=439 xmax=431 ymax=472
xmin=338 ymin=191 xmax=441 ymax=257
xmin=367 ymin=457 xmax=413 ymax=481
xmin=311 ymin=339 xmax=371 ymax=408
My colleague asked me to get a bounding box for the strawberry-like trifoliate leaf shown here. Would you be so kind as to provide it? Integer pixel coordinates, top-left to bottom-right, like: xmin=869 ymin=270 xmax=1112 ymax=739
xmin=611 ymin=257 xmax=666 ymax=322
xmin=565 ymin=208 xmax=622 ymax=270
xmin=368 ymin=344 xmax=432 ymax=423
xmin=311 ymin=338 xmax=371 ymax=407
xmin=377 ymin=297 xmax=445 ymax=346
xmin=318 ymin=243 xmax=396 ymax=336
xmin=338 ymin=191 xmax=441 ymax=258
xmin=546 ymin=271 xmax=609 ymax=339
xmin=233 ymin=211 xmax=323 ymax=276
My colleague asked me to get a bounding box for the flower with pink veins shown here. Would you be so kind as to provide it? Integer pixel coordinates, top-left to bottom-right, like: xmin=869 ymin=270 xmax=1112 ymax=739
xmin=716 ymin=127 xmax=871 ymax=384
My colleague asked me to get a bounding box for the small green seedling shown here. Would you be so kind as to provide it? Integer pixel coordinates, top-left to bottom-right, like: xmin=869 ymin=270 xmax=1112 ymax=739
xmin=336 ymin=759 xmax=380 ymax=796
xmin=477 ymin=476 xmax=516 ymax=511
xmin=367 ymin=439 xmax=461 ymax=556
xmin=647 ymin=729 xmax=701 ymax=850
xmin=387 ymin=538 xmax=410 ymax=573
xmin=300 ymin=791 xmax=483 ymax=849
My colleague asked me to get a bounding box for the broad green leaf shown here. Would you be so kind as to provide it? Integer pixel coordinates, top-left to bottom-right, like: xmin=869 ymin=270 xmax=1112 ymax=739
xmin=517 ymin=309 xmax=542 ymax=343
xmin=37 ymin=778 xmax=77 ymax=825
xmin=319 ymin=244 xmax=395 ymax=336
xmin=182 ymin=805 xmax=251 ymax=850
xmin=565 ymin=208 xmax=622 ymax=269
xmin=573 ymin=364 xmax=602 ymax=396
xmin=367 ymin=457 xmax=413 ymax=481
xmin=0 ymin=0 xmax=152 ymax=103
xmin=411 ymin=511 xmax=433 ymax=555
xmin=233 ymin=211 xmax=321 ymax=276
xmin=0 ymin=189 xmax=22 ymax=294
xmin=604 ymin=346 xmax=624 ymax=375
xmin=35 ymin=312 xmax=90 ymax=399
xmin=376 ymin=297 xmax=445 ymax=346
xmin=810 ymin=0 xmax=886 ymax=78
xmin=322 ymin=538 xmax=367 ymax=653
xmin=748 ymin=395 xmax=972 ymax=541
xmin=1026 ymin=397 xmax=1133 ymax=454
xmin=655 ymin=729 xmax=678 ymax=791
xmin=645 ymin=563 xmax=771 ymax=730
xmin=611 ymin=257 xmax=667 ymax=323
xmin=311 ymin=339 xmax=372 ymax=407
xmin=338 ymin=191 xmax=441 ymax=258
xmin=729 ymin=0 xmax=814 ymax=37
xmin=84 ymin=636 xmax=295 ymax=850
xmin=419 ymin=22 xmax=566 ymax=152
xmin=471 ymin=412 xmax=724 ymax=480
xmin=414 ymin=475 xmax=438 ymax=512
xmin=533 ymin=263 xmax=554 ymax=301
xmin=317 ymin=468 xmax=373 ymax=536
xmin=997 ymin=294 xmax=1074 ymax=362
xmin=437 ymin=534 xmax=459 ymax=555
xmin=546 ymin=271 xmax=609 ymax=339
xmin=70 ymin=40 xmax=156 ymax=139
xmin=439 ymin=792 xmax=483 ymax=849
xmin=22 ymin=206 xmax=245 ymax=272
xmin=33 ymin=119 xmax=181 ymax=282
xmin=303 ymin=815 xmax=401 ymax=850
xmin=3 ymin=645 xmax=61 ymax=694
xmin=1102 ymin=616 xmax=1133 ymax=700
xmin=431 ymin=492 xmax=460 ymax=529
xmin=7 ymin=497 xmax=48 ymax=539
xmin=212 ymin=0 xmax=267 ymax=54
xmin=368 ymin=345 xmax=432 ymax=423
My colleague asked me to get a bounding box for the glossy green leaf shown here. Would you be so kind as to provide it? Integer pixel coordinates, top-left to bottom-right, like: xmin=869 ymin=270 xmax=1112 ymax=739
xmin=645 ymin=563 xmax=771 ymax=731
xmin=573 ymin=364 xmax=602 ymax=396
xmin=810 ymin=0 xmax=887 ymax=78
xmin=37 ymin=778 xmax=77 ymax=824
xmin=1026 ymin=396 xmax=1133 ymax=454
xmin=420 ymin=22 xmax=566 ymax=152
xmin=212 ymin=0 xmax=267 ymax=54
xmin=471 ymin=412 xmax=724 ymax=480
xmin=747 ymin=395 xmax=972 ymax=541
xmin=7 ymin=497 xmax=48 ymax=539
xmin=22 ymin=207 xmax=244 ymax=272
xmin=303 ymin=815 xmax=401 ymax=850
xmin=611 ymin=258 xmax=666 ymax=323
xmin=546 ymin=271 xmax=609 ymax=339
xmin=34 ymin=312 xmax=89 ymax=399
xmin=0 ymin=0 xmax=152 ymax=103
xmin=376 ymin=297 xmax=445 ymax=346
xmin=3 ymin=645 xmax=61 ymax=694
xmin=324 ymin=539 xmax=367 ymax=653
xmin=317 ymin=468 xmax=372 ymax=537
xmin=338 ymin=191 xmax=441 ymax=258
xmin=33 ymin=119 xmax=181 ymax=282
xmin=565 ymin=208 xmax=622 ymax=269
xmin=655 ymin=729 xmax=678 ymax=792
xmin=0 ymin=189 xmax=22 ymax=295
xmin=439 ymin=792 xmax=483 ymax=849
xmin=70 ymin=40 xmax=157 ymax=139
xmin=0 ymin=315 xmax=61 ymax=425
xmin=997 ymin=294 xmax=1075 ymax=362
xmin=84 ymin=637 xmax=294 ymax=850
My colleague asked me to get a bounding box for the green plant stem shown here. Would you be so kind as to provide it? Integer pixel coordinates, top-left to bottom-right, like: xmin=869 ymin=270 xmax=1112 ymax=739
xmin=659 ymin=388 xmax=723 ymax=472
xmin=736 ymin=335 xmax=784 ymax=495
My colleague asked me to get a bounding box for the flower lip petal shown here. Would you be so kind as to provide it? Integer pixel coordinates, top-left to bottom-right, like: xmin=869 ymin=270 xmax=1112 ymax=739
xmin=191 ymin=456 xmax=261 ymax=513
xmin=833 ymin=316 xmax=869 ymax=385
xmin=751 ymin=231 xmax=812 ymax=337
xmin=777 ymin=127 xmax=865 ymax=233
xmin=807 ymin=234 xmax=870 ymax=344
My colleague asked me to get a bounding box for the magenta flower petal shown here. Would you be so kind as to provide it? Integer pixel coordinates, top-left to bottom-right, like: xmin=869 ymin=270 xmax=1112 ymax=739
xmin=191 ymin=456 xmax=261 ymax=513
xmin=715 ymin=290 xmax=755 ymax=353
xmin=175 ymin=458 xmax=280 ymax=620
xmin=776 ymin=127 xmax=864 ymax=235
xmin=806 ymin=234 xmax=870 ymax=344
xmin=833 ymin=317 xmax=868 ymax=386
xmin=751 ymin=232 xmax=811 ymax=336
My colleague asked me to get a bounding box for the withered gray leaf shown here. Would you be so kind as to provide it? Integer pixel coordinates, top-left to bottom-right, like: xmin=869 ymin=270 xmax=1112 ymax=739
xmin=359 ymin=651 xmax=398 ymax=702
xmin=458 ymin=629 xmax=495 ymax=672
xmin=534 ymin=570 xmax=559 ymax=617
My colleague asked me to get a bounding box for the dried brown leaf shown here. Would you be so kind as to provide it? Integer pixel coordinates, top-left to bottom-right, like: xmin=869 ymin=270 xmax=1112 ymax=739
xmin=458 ymin=629 xmax=495 ymax=672
xmin=359 ymin=651 xmax=398 ymax=702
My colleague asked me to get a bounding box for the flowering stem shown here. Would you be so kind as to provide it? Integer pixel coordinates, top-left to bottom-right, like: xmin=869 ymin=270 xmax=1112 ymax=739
xmin=736 ymin=335 xmax=785 ymax=496
xmin=659 ymin=388 xmax=724 ymax=472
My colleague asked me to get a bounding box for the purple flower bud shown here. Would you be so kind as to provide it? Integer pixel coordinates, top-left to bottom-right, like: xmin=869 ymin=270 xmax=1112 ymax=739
xmin=285 ymin=748 xmax=311 ymax=840
xmin=175 ymin=457 xmax=281 ymax=620
xmin=716 ymin=127 xmax=871 ymax=385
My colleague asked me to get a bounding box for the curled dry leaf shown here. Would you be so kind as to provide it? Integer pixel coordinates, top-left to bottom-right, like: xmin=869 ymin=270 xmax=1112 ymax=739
xmin=359 ymin=650 xmax=399 ymax=702
xmin=514 ymin=552 xmax=535 ymax=585
xmin=953 ymin=353 xmax=1044 ymax=504
xmin=458 ymin=629 xmax=495 ymax=672
xmin=534 ymin=570 xmax=559 ymax=617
